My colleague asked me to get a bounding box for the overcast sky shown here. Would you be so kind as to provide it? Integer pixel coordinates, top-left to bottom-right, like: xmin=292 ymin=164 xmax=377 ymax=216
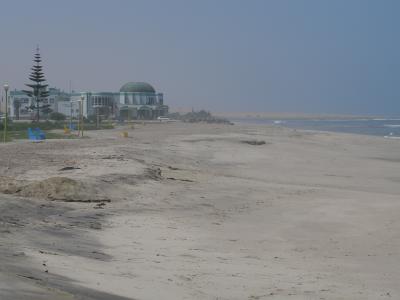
xmin=0 ymin=0 xmax=399 ymax=115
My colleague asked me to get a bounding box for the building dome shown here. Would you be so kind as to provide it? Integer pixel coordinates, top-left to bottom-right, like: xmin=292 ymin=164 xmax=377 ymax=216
xmin=120 ymin=82 xmax=156 ymax=93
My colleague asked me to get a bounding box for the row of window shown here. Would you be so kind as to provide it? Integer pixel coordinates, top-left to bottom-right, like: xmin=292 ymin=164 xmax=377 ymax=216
xmin=92 ymin=96 xmax=112 ymax=107
xmin=14 ymin=98 xmax=55 ymax=104
xmin=13 ymin=96 xmax=163 ymax=108
xmin=124 ymin=95 xmax=159 ymax=105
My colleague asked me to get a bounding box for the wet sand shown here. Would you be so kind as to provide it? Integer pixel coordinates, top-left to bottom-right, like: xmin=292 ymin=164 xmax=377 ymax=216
xmin=0 ymin=122 xmax=399 ymax=299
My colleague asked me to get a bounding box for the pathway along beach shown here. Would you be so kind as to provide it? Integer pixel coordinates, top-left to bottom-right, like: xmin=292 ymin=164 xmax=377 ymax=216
xmin=0 ymin=122 xmax=399 ymax=299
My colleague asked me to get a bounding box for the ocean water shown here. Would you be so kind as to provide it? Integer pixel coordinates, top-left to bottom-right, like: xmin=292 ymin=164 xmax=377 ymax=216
xmin=232 ymin=118 xmax=400 ymax=137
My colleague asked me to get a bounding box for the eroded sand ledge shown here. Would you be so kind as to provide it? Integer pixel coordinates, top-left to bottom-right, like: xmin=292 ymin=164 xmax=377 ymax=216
xmin=0 ymin=122 xmax=399 ymax=299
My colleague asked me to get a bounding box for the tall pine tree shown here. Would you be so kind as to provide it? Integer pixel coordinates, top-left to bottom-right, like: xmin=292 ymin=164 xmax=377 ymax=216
xmin=23 ymin=47 xmax=50 ymax=121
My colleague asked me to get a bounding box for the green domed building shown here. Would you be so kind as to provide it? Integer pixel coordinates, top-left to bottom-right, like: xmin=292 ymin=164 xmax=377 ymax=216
xmin=117 ymin=82 xmax=167 ymax=120
xmin=120 ymin=82 xmax=156 ymax=94
xmin=69 ymin=81 xmax=168 ymax=120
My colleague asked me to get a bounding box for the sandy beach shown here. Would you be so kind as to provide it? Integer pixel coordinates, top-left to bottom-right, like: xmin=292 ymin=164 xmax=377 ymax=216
xmin=0 ymin=122 xmax=399 ymax=299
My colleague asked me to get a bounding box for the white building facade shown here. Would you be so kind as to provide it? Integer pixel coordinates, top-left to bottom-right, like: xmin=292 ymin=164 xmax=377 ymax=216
xmin=8 ymin=87 xmax=70 ymax=120
xmin=7 ymin=82 xmax=168 ymax=120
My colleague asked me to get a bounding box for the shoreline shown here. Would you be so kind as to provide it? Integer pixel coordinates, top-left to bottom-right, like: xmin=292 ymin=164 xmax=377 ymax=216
xmin=213 ymin=111 xmax=391 ymax=120
xmin=230 ymin=119 xmax=400 ymax=139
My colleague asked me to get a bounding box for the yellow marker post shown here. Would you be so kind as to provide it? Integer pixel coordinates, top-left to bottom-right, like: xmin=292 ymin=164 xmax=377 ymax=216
xmin=64 ymin=125 xmax=70 ymax=134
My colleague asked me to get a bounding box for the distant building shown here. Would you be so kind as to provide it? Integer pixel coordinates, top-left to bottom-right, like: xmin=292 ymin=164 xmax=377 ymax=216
xmin=7 ymin=81 xmax=168 ymax=120
xmin=117 ymin=82 xmax=167 ymax=120
xmin=9 ymin=87 xmax=69 ymax=120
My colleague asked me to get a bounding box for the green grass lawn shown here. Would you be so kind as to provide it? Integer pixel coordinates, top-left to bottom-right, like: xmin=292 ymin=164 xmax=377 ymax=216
xmin=2 ymin=130 xmax=78 ymax=142
xmin=0 ymin=120 xmax=115 ymax=142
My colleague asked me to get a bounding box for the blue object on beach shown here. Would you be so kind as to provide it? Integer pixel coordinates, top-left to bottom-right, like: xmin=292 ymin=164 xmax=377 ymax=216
xmin=27 ymin=128 xmax=36 ymax=140
xmin=28 ymin=127 xmax=46 ymax=141
xmin=35 ymin=128 xmax=46 ymax=139
xmin=69 ymin=123 xmax=76 ymax=130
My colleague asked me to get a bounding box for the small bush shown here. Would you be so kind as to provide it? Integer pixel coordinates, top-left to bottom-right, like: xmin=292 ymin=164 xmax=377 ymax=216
xmin=167 ymin=110 xmax=232 ymax=124
xmin=49 ymin=112 xmax=67 ymax=121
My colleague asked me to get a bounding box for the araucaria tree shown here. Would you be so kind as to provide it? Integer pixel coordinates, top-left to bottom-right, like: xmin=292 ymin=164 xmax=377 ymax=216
xmin=23 ymin=47 xmax=51 ymax=121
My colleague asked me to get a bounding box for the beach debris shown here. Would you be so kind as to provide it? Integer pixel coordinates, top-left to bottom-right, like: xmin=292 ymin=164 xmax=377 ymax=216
xmin=241 ymin=140 xmax=266 ymax=145
xmin=167 ymin=177 xmax=194 ymax=182
xmin=168 ymin=166 xmax=180 ymax=170
xmin=59 ymin=166 xmax=81 ymax=171
xmin=16 ymin=274 xmax=42 ymax=282
xmin=90 ymin=250 xmax=110 ymax=261
xmin=101 ymin=154 xmax=126 ymax=161
xmin=144 ymin=167 xmax=162 ymax=180
xmin=94 ymin=202 xmax=106 ymax=209
xmin=39 ymin=250 xmax=59 ymax=255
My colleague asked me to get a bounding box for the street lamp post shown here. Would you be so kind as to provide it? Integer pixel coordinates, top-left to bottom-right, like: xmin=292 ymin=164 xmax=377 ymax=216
xmin=80 ymin=95 xmax=84 ymax=137
xmin=71 ymin=96 xmax=84 ymax=137
xmin=3 ymin=84 xmax=9 ymax=143
xmin=70 ymin=99 xmax=73 ymax=131
xmin=76 ymin=99 xmax=81 ymax=137
xmin=96 ymin=106 xmax=100 ymax=129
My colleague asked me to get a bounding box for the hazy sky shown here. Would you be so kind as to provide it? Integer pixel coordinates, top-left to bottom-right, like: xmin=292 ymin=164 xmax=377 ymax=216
xmin=0 ymin=0 xmax=399 ymax=115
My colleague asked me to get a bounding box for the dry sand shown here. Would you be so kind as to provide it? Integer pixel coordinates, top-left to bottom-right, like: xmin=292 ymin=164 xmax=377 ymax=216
xmin=0 ymin=122 xmax=399 ymax=299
